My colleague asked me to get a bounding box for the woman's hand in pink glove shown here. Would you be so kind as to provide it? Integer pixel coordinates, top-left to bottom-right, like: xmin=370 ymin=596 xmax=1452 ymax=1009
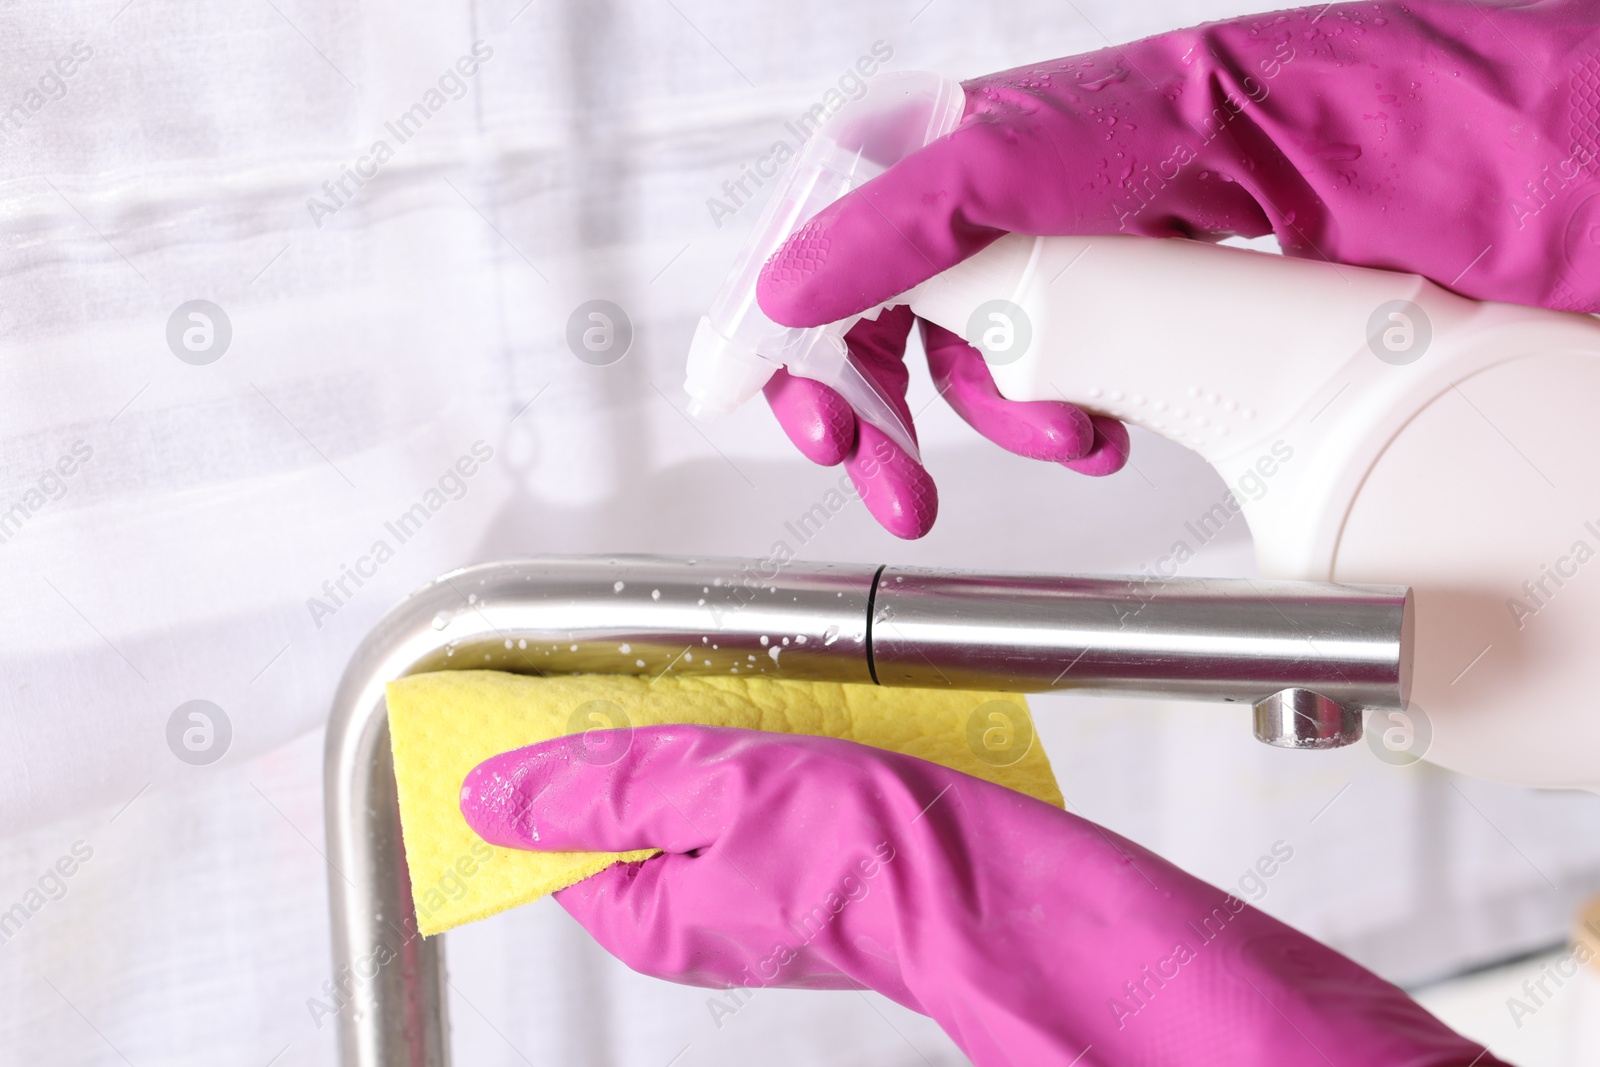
xmin=461 ymin=725 xmax=1504 ymax=1067
xmin=760 ymin=0 xmax=1600 ymax=539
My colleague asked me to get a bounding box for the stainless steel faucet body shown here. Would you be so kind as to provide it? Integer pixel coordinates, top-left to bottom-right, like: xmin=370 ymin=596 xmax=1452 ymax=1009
xmin=325 ymin=555 xmax=1411 ymax=1066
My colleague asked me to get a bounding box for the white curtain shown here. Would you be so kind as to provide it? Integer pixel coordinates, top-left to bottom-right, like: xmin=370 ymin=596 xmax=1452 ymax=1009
xmin=3 ymin=0 xmax=1597 ymax=1063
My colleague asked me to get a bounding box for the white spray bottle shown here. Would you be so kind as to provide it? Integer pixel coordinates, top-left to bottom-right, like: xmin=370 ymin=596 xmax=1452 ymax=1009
xmin=689 ymin=72 xmax=1600 ymax=792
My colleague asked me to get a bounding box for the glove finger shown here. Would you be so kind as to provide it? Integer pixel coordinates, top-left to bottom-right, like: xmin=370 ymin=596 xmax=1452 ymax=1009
xmin=762 ymin=367 xmax=854 ymax=467
xmin=920 ymin=319 xmax=1095 ymax=462
xmin=551 ymin=854 xmax=871 ymax=993
xmin=763 ymin=305 xmax=937 ymax=539
xmin=549 ymin=852 xmax=702 ymax=976
xmin=761 ymin=305 xmax=917 ymax=468
xmin=460 ymin=725 xmax=759 ymax=856
xmin=844 ymin=420 xmax=937 ymax=540
xmin=1063 ymin=415 xmax=1131 ymax=477
xmin=834 ymin=305 xmax=938 ymax=539
xmin=758 ymin=116 xmax=1067 ymax=328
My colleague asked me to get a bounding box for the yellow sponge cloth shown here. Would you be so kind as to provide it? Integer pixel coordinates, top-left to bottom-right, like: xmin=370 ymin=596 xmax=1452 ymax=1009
xmin=386 ymin=670 xmax=1062 ymax=936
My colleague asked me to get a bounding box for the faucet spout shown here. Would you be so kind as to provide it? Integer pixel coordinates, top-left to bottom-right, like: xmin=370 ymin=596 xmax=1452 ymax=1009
xmin=324 ymin=555 xmax=1411 ymax=1065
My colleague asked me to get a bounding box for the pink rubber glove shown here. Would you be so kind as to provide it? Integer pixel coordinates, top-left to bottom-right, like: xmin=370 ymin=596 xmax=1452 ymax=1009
xmin=762 ymin=309 xmax=1129 ymax=539
xmin=462 ymin=726 xmax=1506 ymax=1067
xmin=760 ymin=0 xmax=1600 ymax=538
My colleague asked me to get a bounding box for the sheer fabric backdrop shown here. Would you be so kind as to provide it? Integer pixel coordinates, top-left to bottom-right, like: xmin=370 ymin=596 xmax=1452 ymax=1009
xmin=2 ymin=1 xmax=1596 ymax=1063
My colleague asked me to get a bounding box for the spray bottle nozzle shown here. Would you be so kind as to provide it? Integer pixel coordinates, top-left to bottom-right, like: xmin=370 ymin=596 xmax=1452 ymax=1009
xmin=683 ymin=71 xmax=965 ymax=465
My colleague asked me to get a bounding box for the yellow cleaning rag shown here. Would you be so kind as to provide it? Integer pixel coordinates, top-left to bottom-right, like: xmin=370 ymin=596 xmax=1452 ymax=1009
xmin=387 ymin=670 xmax=1062 ymax=936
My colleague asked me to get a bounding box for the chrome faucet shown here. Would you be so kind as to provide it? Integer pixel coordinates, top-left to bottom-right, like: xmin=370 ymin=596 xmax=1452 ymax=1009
xmin=324 ymin=555 xmax=1411 ymax=1066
